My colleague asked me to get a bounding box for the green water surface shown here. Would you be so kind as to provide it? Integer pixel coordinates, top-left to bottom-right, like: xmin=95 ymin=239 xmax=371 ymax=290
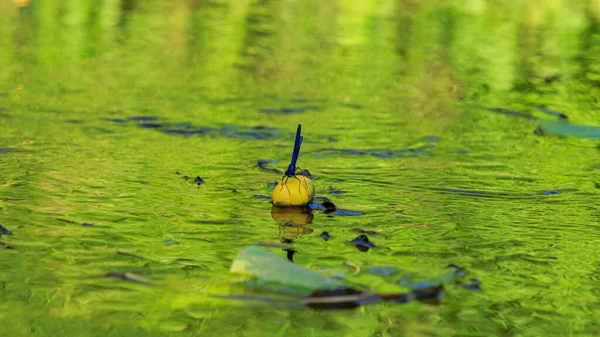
xmin=1 ymin=0 xmax=600 ymax=336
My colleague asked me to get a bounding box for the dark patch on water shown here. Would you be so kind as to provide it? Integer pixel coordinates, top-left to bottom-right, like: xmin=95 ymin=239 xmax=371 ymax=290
xmin=260 ymin=107 xmax=306 ymax=114
xmin=314 ymin=146 xmax=429 ymax=159
xmin=306 ymin=288 xmax=365 ymax=310
xmin=320 ymin=231 xmax=331 ymax=241
xmin=108 ymin=117 xmax=287 ymax=141
xmin=194 ymin=176 xmax=205 ymax=185
xmin=0 ymin=148 xmax=16 ymax=153
xmin=0 ymin=225 xmax=13 ymax=236
xmin=474 ymin=105 xmax=538 ymax=120
xmin=129 ymin=116 xmax=159 ymax=121
xmin=355 ymin=228 xmax=378 ymax=235
xmin=329 ymin=186 xmax=343 ymax=194
xmin=308 ymin=201 xmax=363 ymax=216
xmin=447 ymin=264 xmax=466 ymax=276
xmin=162 ymin=240 xmax=179 ymax=245
xmin=0 ymin=241 xmax=14 ymax=249
xmin=82 ymin=223 xmax=94 ymax=227
xmin=544 ymin=190 xmax=560 ymax=195
xmin=254 ymin=195 xmax=272 ymax=200
xmin=139 ymin=123 xmax=162 ymax=129
xmin=104 ymin=272 xmax=152 ymax=285
xmin=322 ymin=201 xmax=337 ymax=213
xmin=350 ymin=235 xmax=376 ymax=252
xmin=116 ymin=251 xmax=148 ymax=260
xmin=340 ymin=103 xmax=362 ymax=110
xmin=449 ymin=189 xmax=481 ymax=195
xmin=257 ymin=160 xmax=283 ymax=174
xmin=56 ymin=218 xmax=76 ymax=224
xmin=190 ymin=220 xmax=244 ymax=225
xmin=106 ymin=118 xmax=126 ymax=123
xmin=410 ymin=285 xmax=445 ymax=305
xmin=431 ymin=187 xmax=576 ymax=199
xmin=333 ymin=210 xmax=363 ymax=216
xmin=328 ymin=137 xmax=338 ymax=142
xmin=462 ymin=279 xmax=481 ymax=291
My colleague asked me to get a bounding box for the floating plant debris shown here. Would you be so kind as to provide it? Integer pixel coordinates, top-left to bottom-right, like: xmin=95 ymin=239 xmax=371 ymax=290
xmin=350 ymin=235 xmax=376 ymax=252
xmin=104 ymin=272 xmax=153 ymax=285
xmin=257 ymin=160 xmax=283 ymax=174
xmin=82 ymin=223 xmax=94 ymax=227
xmin=355 ymin=228 xmax=378 ymax=235
xmin=320 ymin=231 xmax=331 ymax=241
xmin=0 ymin=225 xmax=13 ymax=236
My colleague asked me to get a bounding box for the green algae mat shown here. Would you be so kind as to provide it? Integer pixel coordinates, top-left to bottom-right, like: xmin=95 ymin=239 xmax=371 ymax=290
xmin=1 ymin=0 xmax=600 ymax=336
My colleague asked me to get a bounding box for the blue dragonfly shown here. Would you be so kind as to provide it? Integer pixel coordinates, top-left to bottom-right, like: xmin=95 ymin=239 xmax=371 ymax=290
xmin=284 ymin=124 xmax=304 ymax=179
xmin=272 ymin=124 xmax=315 ymax=206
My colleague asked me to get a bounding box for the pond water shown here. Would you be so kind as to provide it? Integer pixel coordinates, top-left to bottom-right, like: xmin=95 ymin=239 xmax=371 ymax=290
xmin=1 ymin=0 xmax=600 ymax=336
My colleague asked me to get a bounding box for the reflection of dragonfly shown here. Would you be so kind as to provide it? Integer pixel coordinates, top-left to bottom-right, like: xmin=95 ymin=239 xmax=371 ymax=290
xmin=475 ymin=105 xmax=600 ymax=139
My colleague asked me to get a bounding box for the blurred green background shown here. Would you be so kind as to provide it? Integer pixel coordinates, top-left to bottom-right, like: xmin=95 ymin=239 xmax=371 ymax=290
xmin=1 ymin=0 xmax=600 ymax=336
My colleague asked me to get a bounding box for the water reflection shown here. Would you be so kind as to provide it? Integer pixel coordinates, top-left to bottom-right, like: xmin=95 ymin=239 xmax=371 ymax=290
xmin=271 ymin=205 xmax=313 ymax=225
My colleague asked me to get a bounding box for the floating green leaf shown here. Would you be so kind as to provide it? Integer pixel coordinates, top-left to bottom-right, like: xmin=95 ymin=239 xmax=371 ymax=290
xmin=229 ymin=246 xmax=347 ymax=296
xmin=539 ymin=119 xmax=600 ymax=138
